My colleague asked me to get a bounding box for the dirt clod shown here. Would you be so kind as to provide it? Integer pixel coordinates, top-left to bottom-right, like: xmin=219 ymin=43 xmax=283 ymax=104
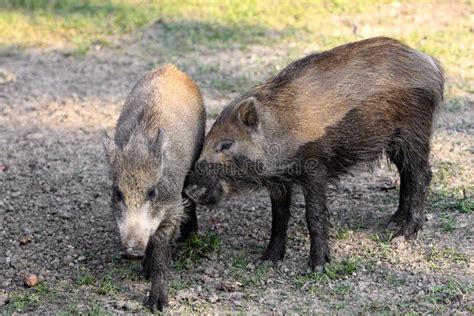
xmin=19 ymin=235 xmax=32 ymax=246
xmin=23 ymin=273 xmax=39 ymax=288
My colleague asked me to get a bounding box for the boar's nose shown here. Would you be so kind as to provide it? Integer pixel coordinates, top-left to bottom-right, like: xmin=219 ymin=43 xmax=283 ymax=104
xmin=120 ymin=247 xmax=144 ymax=260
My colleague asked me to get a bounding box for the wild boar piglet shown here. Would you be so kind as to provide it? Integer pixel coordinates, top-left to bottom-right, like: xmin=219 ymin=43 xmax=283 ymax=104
xmin=103 ymin=64 xmax=205 ymax=310
xmin=197 ymin=37 xmax=444 ymax=271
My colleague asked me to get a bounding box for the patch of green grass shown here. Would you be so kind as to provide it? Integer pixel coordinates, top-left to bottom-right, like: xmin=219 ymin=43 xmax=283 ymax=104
xmin=0 ymin=0 xmax=162 ymax=53
xmin=240 ymin=265 xmax=271 ymax=287
xmin=295 ymin=257 xmax=364 ymax=294
xmin=430 ymin=161 xmax=472 ymax=215
xmin=86 ymin=303 xmax=112 ymax=316
xmin=4 ymin=283 xmax=50 ymax=314
xmin=370 ymin=230 xmax=395 ymax=244
xmin=232 ymin=256 xmax=247 ymax=269
xmin=335 ymin=227 xmax=351 ymax=240
xmin=77 ymin=272 xmax=96 ymax=286
xmin=96 ymin=276 xmax=117 ymax=296
xmin=173 ymin=232 xmax=221 ymax=270
xmin=380 ymin=271 xmax=407 ymax=287
xmin=426 ymin=246 xmax=469 ymax=266
xmin=362 ymin=240 xmax=393 ymax=263
xmin=169 ymin=277 xmax=191 ymax=293
xmin=443 ymin=95 xmax=471 ymax=113
xmin=430 ymin=188 xmax=473 ymax=214
xmin=433 ymin=161 xmax=460 ymax=188
xmin=331 ymin=283 xmax=352 ymax=296
xmin=428 ymin=281 xmax=473 ymax=306
xmin=324 ymin=258 xmax=360 ymax=279
xmin=440 ymin=212 xmax=456 ymax=233
xmin=0 ymin=0 xmax=470 ymax=76
xmin=109 ymin=259 xmax=141 ymax=281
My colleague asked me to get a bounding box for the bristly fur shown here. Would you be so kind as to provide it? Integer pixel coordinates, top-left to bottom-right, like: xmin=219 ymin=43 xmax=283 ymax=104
xmin=103 ymin=64 xmax=205 ymax=311
xmin=197 ymin=36 xmax=444 ymax=272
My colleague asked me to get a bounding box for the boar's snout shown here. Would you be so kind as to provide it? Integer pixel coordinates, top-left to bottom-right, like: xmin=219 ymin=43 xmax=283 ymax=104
xmin=120 ymin=245 xmax=145 ymax=260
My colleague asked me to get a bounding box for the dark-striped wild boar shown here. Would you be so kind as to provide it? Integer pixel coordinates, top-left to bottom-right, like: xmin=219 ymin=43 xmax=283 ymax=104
xmin=102 ymin=65 xmax=205 ymax=310
xmin=196 ymin=37 xmax=444 ymax=272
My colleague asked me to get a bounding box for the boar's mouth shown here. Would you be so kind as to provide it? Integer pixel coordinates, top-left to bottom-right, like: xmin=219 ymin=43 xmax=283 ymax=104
xmin=120 ymin=246 xmax=145 ymax=260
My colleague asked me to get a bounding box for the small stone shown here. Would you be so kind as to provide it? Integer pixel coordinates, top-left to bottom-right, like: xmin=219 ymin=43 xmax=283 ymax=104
xmin=208 ymin=293 xmax=219 ymax=303
xmin=0 ymin=69 xmax=16 ymax=85
xmin=115 ymin=300 xmax=126 ymax=309
xmin=123 ymin=301 xmax=140 ymax=311
xmin=19 ymin=235 xmax=32 ymax=245
xmin=218 ymin=281 xmax=241 ymax=292
xmin=417 ymin=290 xmax=425 ymax=296
xmin=204 ymin=266 xmax=215 ymax=275
xmin=24 ymin=273 xmax=39 ymax=288
xmin=425 ymin=213 xmax=434 ymax=221
xmin=0 ymin=292 xmax=10 ymax=307
xmin=358 ymin=281 xmax=369 ymax=291
xmin=77 ymin=256 xmax=86 ymax=262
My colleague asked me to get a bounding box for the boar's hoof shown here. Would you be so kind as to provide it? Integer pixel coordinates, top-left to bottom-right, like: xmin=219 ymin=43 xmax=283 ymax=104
xmin=307 ymin=265 xmax=324 ymax=274
xmin=148 ymin=296 xmax=168 ymax=312
xmin=386 ymin=210 xmax=409 ymax=228
xmin=391 ymin=221 xmax=422 ymax=243
xmin=308 ymin=251 xmax=330 ymax=272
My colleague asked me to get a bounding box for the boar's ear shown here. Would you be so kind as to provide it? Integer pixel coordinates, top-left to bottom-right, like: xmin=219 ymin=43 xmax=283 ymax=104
xmin=102 ymin=131 xmax=118 ymax=164
xmin=237 ymin=97 xmax=259 ymax=129
xmin=148 ymin=128 xmax=167 ymax=156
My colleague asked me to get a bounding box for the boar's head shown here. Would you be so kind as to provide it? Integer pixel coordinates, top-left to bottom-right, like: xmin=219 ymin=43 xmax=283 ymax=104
xmin=196 ymin=96 xmax=284 ymax=185
xmin=102 ymin=128 xmax=180 ymax=260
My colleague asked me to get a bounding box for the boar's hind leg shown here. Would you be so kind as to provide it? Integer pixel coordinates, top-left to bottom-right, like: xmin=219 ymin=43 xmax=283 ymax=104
xmin=260 ymin=183 xmax=292 ymax=264
xmin=178 ymin=191 xmax=198 ymax=242
xmin=388 ymin=130 xmax=432 ymax=240
xmin=301 ymin=174 xmax=331 ymax=272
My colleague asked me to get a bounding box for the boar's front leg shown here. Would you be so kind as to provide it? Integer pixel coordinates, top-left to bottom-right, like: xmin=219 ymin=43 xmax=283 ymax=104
xmin=178 ymin=191 xmax=198 ymax=242
xmin=147 ymin=235 xmax=172 ymax=311
xmin=260 ymin=183 xmax=292 ymax=264
xmin=301 ymin=173 xmax=331 ymax=272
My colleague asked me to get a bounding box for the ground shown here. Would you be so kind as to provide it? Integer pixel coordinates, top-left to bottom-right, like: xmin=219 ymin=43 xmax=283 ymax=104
xmin=0 ymin=1 xmax=473 ymax=314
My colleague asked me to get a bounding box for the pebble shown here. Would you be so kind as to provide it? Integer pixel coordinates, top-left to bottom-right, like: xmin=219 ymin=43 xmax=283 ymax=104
xmin=208 ymin=293 xmax=219 ymax=303
xmin=24 ymin=273 xmax=39 ymax=288
xmin=0 ymin=292 xmax=10 ymax=307
xmin=115 ymin=300 xmax=140 ymax=311
xmin=246 ymin=263 xmax=255 ymax=270
xmin=19 ymin=235 xmax=33 ymax=245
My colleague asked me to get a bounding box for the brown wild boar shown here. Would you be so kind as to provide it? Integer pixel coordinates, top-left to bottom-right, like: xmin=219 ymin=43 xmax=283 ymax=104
xmin=102 ymin=65 xmax=205 ymax=310
xmin=196 ymin=37 xmax=444 ymax=271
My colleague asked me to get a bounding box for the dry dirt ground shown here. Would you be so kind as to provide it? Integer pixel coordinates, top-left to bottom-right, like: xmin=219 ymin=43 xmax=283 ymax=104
xmin=0 ymin=21 xmax=473 ymax=315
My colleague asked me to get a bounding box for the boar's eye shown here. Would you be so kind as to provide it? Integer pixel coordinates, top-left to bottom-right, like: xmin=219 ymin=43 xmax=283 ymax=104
xmin=216 ymin=140 xmax=234 ymax=152
xmin=146 ymin=187 xmax=157 ymax=200
xmin=114 ymin=188 xmax=124 ymax=202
